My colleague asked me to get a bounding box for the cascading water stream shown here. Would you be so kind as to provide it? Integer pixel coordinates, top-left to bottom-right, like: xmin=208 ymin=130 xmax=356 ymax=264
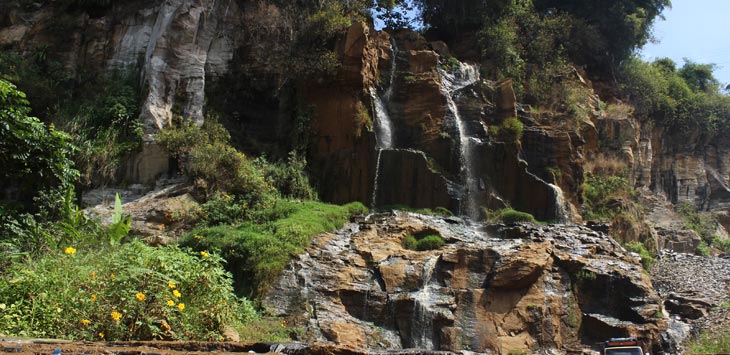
xmin=370 ymin=40 xmax=398 ymax=208
xmin=438 ymin=63 xmax=481 ymax=220
xmin=411 ymin=255 xmax=440 ymax=349
xmin=549 ymin=183 xmax=571 ymax=223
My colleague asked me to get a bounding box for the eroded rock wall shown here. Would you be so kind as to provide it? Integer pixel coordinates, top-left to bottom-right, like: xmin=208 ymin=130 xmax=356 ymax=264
xmin=265 ymin=213 xmax=667 ymax=353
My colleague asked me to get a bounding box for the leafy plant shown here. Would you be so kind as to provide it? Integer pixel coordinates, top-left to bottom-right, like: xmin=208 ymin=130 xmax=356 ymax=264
xmin=490 ymin=117 xmax=524 ymax=145
xmin=623 ymin=241 xmax=655 ymax=270
xmin=0 ymin=79 xmax=78 ymax=210
xmin=0 ymin=241 xmax=255 ymax=341
xmin=107 ymin=193 xmax=131 ymax=246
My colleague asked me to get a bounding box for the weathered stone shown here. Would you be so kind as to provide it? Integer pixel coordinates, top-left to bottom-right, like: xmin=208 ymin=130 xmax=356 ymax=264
xmin=265 ymin=213 xmax=667 ymax=354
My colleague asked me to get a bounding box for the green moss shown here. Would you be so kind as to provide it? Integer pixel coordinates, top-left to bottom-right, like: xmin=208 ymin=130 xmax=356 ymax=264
xmin=402 ymin=234 xmax=445 ymax=251
xmin=499 ymin=209 xmax=537 ymax=224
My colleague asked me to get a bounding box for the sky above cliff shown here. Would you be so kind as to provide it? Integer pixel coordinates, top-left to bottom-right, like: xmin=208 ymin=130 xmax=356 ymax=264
xmin=641 ymin=0 xmax=730 ymax=86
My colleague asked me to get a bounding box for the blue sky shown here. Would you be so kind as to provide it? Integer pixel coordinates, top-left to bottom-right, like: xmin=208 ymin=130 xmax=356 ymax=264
xmin=641 ymin=0 xmax=730 ymax=86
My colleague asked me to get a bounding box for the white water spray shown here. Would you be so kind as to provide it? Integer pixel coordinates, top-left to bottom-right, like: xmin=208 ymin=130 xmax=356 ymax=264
xmin=438 ymin=62 xmax=481 ymax=220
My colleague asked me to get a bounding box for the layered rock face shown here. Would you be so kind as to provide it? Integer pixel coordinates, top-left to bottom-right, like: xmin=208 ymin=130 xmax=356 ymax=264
xmin=265 ymin=213 xmax=667 ymax=354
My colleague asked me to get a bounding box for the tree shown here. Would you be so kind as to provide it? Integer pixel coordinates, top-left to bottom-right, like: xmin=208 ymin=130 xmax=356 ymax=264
xmin=0 ymin=79 xmax=78 ymax=210
xmin=679 ymin=61 xmax=719 ymax=93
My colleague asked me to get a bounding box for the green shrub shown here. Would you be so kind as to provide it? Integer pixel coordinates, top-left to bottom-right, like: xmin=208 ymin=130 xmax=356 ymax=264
xmin=499 ymin=209 xmax=537 ymax=224
xmin=712 ymin=236 xmax=730 ymax=253
xmin=678 ymin=203 xmax=717 ymax=246
xmin=182 ymin=200 xmax=366 ymax=297
xmin=254 ymin=152 xmax=318 ymax=201
xmin=582 ymin=174 xmax=634 ymax=221
xmin=624 ymin=240 xmax=655 ymax=270
xmin=490 ymin=117 xmax=524 ymax=145
xmin=0 ymin=79 xmax=78 ymax=210
xmin=0 ymin=240 xmax=255 ymax=341
xmin=696 ymin=242 xmax=710 ymax=256
xmin=402 ymin=234 xmax=445 ymax=251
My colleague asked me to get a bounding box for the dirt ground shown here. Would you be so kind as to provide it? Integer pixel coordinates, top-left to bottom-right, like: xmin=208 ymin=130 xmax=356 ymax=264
xmin=0 ymin=340 xmax=277 ymax=355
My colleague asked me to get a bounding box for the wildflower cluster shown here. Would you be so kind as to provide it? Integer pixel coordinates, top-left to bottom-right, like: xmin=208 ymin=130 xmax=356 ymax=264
xmin=0 ymin=241 xmax=256 ymax=341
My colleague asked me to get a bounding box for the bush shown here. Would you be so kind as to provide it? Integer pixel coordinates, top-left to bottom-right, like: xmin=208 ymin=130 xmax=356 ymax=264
xmin=0 ymin=240 xmax=255 ymax=341
xmin=254 ymin=152 xmax=318 ymax=201
xmin=499 ymin=209 xmax=537 ymax=224
xmin=624 ymin=241 xmax=655 ymax=270
xmin=182 ymin=200 xmax=367 ymax=297
xmin=402 ymin=234 xmax=445 ymax=251
xmin=582 ymin=174 xmax=634 ymax=221
xmin=490 ymin=117 xmax=524 ymax=145
xmin=0 ymin=79 xmax=78 ymax=210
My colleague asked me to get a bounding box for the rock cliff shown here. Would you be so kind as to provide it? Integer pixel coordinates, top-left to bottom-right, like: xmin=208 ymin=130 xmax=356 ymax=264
xmin=265 ymin=213 xmax=667 ymax=354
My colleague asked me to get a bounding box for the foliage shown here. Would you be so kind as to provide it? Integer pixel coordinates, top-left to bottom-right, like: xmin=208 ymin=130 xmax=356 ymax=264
xmin=402 ymin=234 xmax=445 ymax=251
xmin=67 ymin=70 xmax=143 ymax=186
xmin=687 ymin=332 xmax=730 ymax=354
xmin=498 ymin=208 xmax=537 ymax=224
xmin=181 ymin=200 xmax=367 ymax=297
xmin=1 ymin=49 xmax=142 ymax=187
xmin=618 ymin=57 xmax=730 ymax=139
xmin=0 ymin=241 xmax=255 ymax=341
xmin=158 ymin=117 xmax=277 ymax=208
xmin=238 ymin=317 xmax=300 ymax=343
xmin=254 ymin=152 xmax=318 ymax=201
xmin=677 ymin=203 xmax=718 ymax=246
xmin=489 ymin=117 xmax=524 ymax=145
xmin=695 ymin=241 xmax=710 ymax=257
xmin=623 ymin=241 xmax=655 ymax=270
xmin=0 ymin=79 xmax=78 ymax=211
xmin=582 ymin=174 xmax=635 ymax=221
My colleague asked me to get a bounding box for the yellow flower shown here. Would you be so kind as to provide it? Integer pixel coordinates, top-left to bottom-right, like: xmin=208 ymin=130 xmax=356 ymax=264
xmin=200 ymin=251 xmax=209 ymax=258
xmin=110 ymin=311 xmax=122 ymax=321
xmin=177 ymin=303 xmax=185 ymax=311
xmin=98 ymin=332 xmax=105 ymax=339
xmin=90 ymin=294 xmax=97 ymax=302
xmin=90 ymin=271 xmax=96 ymax=279
xmin=110 ymin=273 xmax=115 ymax=280
xmin=135 ymin=292 xmax=146 ymax=302
xmin=172 ymin=290 xmax=182 ymax=298
xmin=81 ymin=319 xmax=91 ymax=325
xmin=168 ymin=280 xmax=176 ymax=289
xmin=64 ymin=246 xmax=76 ymax=255
xmin=167 ymin=300 xmax=175 ymax=307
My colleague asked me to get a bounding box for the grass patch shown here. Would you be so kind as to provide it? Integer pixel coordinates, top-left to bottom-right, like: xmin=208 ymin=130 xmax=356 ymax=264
xmin=623 ymin=240 xmax=656 ymax=270
xmin=687 ymin=332 xmax=730 ymax=354
xmin=402 ymin=234 xmax=445 ymax=251
xmin=181 ymin=200 xmax=367 ymax=298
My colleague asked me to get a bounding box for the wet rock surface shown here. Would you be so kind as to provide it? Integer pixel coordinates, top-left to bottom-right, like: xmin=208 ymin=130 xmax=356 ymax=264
xmin=265 ymin=213 xmax=667 ymax=354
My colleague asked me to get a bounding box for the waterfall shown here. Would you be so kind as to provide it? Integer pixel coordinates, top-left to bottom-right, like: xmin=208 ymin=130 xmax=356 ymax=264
xmin=411 ymin=255 xmax=439 ymax=349
xmin=549 ymin=183 xmax=571 ymax=223
xmin=370 ymin=40 xmax=398 ymax=208
xmin=370 ymin=87 xmax=394 ymax=149
xmin=371 ymin=149 xmax=384 ymax=208
xmin=438 ymin=62 xmax=481 ymax=220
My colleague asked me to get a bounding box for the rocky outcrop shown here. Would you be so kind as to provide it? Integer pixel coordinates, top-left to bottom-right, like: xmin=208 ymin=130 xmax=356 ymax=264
xmin=265 ymin=213 xmax=667 ymax=354
xmin=595 ymin=109 xmax=730 ymax=213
